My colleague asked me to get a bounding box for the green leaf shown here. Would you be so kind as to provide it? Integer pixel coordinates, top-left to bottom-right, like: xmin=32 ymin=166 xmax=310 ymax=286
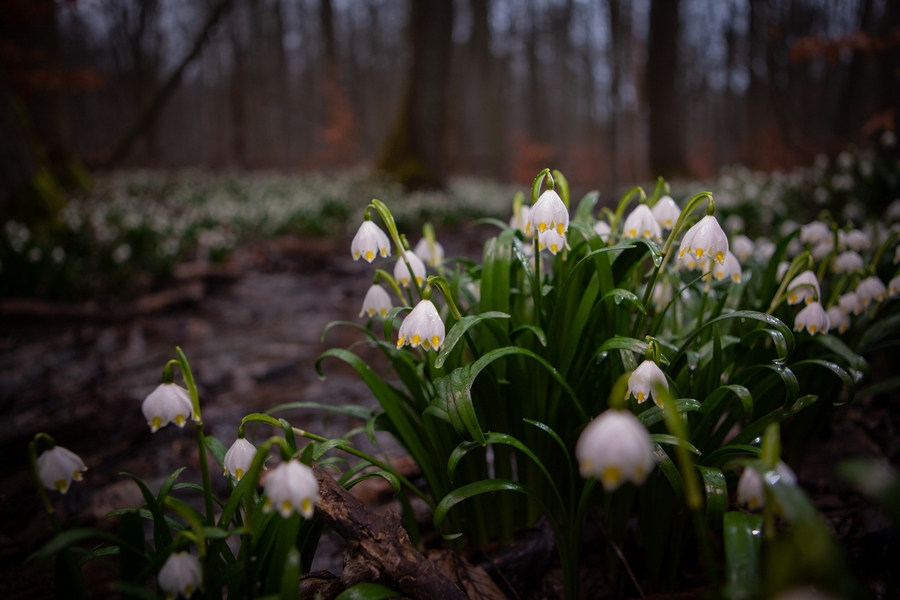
xmin=345 ymin=470 xmax=401 ymax=495
xmin=29 ymin=528 xmax=138 ymax=563
xmin=480 ymin=228 xmax=517 ymax=316
xmin=510 ymin=324 xmax=547 ymax=347
xmin=574 ymin=190 xmax=600 ymax=222
xmin=334 ymin=583 xmax=402 ymax=600
xmin=267 ymin=401 xmax=375 ymax=421
xmin=792 ymin=359 xmax=856 ymax=406
xmin=810 ymin=334 xmax=868 ymax=373
xmin=121 ymin=472 xmax=172 ymax=549
xmin=652 ymin=444 xmax=684 ymax=500
xmin=204 ymin=436 xmax=229 ymax=472
xmin=434 ymin=479 xmax=549 ymax=540
xmin=672 ymin=311 xmax=795 ymax=368
xmin=702 ymin=445 xmax=761 ymax=469
xmin=218 ymin=473 xmax=253 ymax=528
xmin=279 ymin=547 xmax=301 ymax=600
xmin=723 ymin=512 xmax=763 ymax=600
xmin=312 ymin=438 xmax=354 ymax=461
xmin=601 ymin=288 xmax=645 ymax=314
xmin=650 ymin=434 xmax=701 ymax=456
xmin=434 ymin=366 xmax=486 ymax=445
xmin=435 ymin=311 xmax=510 ymax=369
xmin=637 ymin=398 xmax=701 ymax=427
xmin=730 ymin=394 xmax=818 ymax=446
xmin=696 ymin=465 xmax=727 ymax=528
xmin=156 ymin=467 xmax=185 ymax=506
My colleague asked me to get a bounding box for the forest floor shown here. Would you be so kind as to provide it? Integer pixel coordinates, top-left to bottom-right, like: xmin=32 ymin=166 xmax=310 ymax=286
xmin=1 ymin=227 xmax=898 ymax=599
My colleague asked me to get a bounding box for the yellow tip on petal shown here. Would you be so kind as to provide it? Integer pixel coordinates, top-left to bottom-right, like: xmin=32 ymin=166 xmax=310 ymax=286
xmin=556 ymin=223 xmax=565 ymax=235
xmin=396 ymin=336 xmax=405 ymax=348
xmin=301 ymin=497 xmax=313 ymax=516
xmin=55 ymin=480 xmax=68 ymax=492
xmin=748 ymin=497 xmax=759 ymax=510
xmin=695 ymin=248 xmax=703 ymax=258
xmin=538 ymin=222 xmax=547 ymax=232
xmin=629 ymin=228 xmax=637 ymax=237
xmin=602 ymin=466 xmax=621 ymax=488
xmin=716 ymin=251 xmax=724 ymax=263
xmin=431 ymin=335 xmax=440 ymax=349
xmin=580 ymin=460 xmax=593 ymax=477
xmin=282 ymin=500 xmax=293 ymax=514
xmin=263 ymin=499 xmax=272 ymax=513
xmin=379 ymin=308 xmax=387 ymax=317
xmin=353 ymin=251 xmax=360 ymax=259
xmin=411 ymin=334 xmax=421 ymax=347
xmin=151 ymin=416 xmax=162 ymax=432
xmin=235 ymin=468 xmax=244 ymax=481
xmin=550 ymin=244 xmax=558 ymax=253
xmin=175 ymin=414 xmax=186 ymax=426
xmin=380 ymin=247 xmax=388 ymax=257
xmin=365 ymin=250 xmax=374 ymax=261
xmin=636 ymin=391 xmax=645 ymax=402
xmin=809 ymin=325 xmax=817 ymax=333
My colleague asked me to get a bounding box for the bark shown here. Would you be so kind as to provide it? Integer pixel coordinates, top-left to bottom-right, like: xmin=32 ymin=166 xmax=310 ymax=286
xmin=470 ymin=0 xmax=504 ymax=178
xmin=646 ymin=0 xmax=686 ymax=177
xmin=377 ymin=0 xmax=454 ymax=190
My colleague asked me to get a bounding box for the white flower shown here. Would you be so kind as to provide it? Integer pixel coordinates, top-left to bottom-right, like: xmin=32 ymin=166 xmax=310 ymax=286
xmin=831 ymin=251 xmax=864 ymax=274
xmin=800 ymin=221 xmax=830 ymax=245
xmin=811 ymin=238 xmax=834 ymax=261
xmin=413 ymin=237 xmax=445 ymax=267
xmin=889 ymin=274 xmax=900 ymax=298
xmin=755 ymin=237 xmax=776 ymax=261
xmin=537 ymin=229 xmax=567 ymax=255
xmin=786 ymin=237 xmax=803 ymax=258
xmin=725 ymin=214 xmax=745 ymax=233
xmin=593 ymin=220 xmax=611 ymax=241
xmin=622 ymin=205 xmax=661 ymax=242
xmin=37 ymin=446 xmax=87 ymax=493
xmin=393 ymin=250 xmax=426 ymax=288
xmin=112 ymin=243 xmax=132 ymax=264
xmin=575 ymin=409 xmax=655 ymax=492
xmin=888 ymin=199 xmax=900 ymax=221
xmin=263 ymin=460 xmax=319 ymax=519
xmin=351 ymin=221 xmax=391 ymax=263
xmin=360 ymin=284 xmax=393 ymax=319
xmin=652 ymin=279 xmax=673 ymax=309
xmin=839 ymin=229 xmax=870 ymax=251
xmin=826 ymin=306 xmax=849 ymax=334
xmin=142 ymin=383 xmax=196 ymax=433
xmin=651 ymin=195 xmax=680 ymax=230
xmin=223 ymin=438 xmax=257 ymax=481
xmin=731 ymin=235 xmax=754 ymax=262
xmin=713 ymin=251 xmax=742 ymax=283
xmin=737 ymin=461 xmax=796 ymax=510
xmin=857 ymin=276 xmax=886 ymax=305
xmin=158 ymin=551 xmax=202 ymax=599
xmin=786 ymin=270 xmax=820 ymax=305
xmin=627 ymin=360 xmax=668 ymax=407
xmin=794 ymin=301 xmax=829 ymax=335
xmin=510 ymin=204 xmax=532 ymax=236
xmin=397 ymin=299 xmax=445 ymax=351
xmin=776 ymin=261 xmax=791 ymax=281
xmin=839 ymin=292 xmax=863 ymax=315
xmin=678 ymin=215 xmax=729 ymax=265
xmin=530 ymin=190 xmax=569 ymax=236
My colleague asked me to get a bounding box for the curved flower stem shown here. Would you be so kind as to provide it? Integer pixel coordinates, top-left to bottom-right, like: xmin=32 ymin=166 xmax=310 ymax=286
xmin=374 ymin=269 xmax=407 ymax=306
xmin=368 ymin=199 xmax=424 ymax=302
xmin=765 ymin=252 xmax=813 ymax=314
xmin=176 ymin=347 xmax=216 ymax=526
xmin=426 ymin=276 xmax=462 ymax=321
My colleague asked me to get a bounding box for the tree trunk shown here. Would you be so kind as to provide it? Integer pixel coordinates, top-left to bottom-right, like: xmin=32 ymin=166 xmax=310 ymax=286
xmin=377 ymin=0 xmax=454 ymax=190
xmin=470 ymin=0 xmax=504 ymax=178
xmin=646 ymin=0 xmax=685 ymax=177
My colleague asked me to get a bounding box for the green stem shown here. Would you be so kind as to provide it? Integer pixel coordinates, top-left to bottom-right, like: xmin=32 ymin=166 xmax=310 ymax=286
xmin=176 ymin=348 xmax=216 ymax=525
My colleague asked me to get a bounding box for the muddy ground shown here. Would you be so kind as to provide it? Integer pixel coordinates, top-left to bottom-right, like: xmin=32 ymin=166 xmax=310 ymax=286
xmin=1 ymin=227 xmax=898 ymax=599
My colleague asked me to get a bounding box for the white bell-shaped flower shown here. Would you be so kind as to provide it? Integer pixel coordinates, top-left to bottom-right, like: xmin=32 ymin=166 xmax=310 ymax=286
xmin=142 ymin=383 xmax=196 ymax=433
xmin=393 ymin=250 xmax=426 ymax=288
xmin=713 ymin=251 xmax=742 ymax=283
xmin=678 ymin=215 xmax=729 ymax=265
xmin=359 ymin=284 xmax=393 ymax=318
xmin=37 ymin=446 xmax=87 ymax=494
xmin=158 ymin=551 xmax=202 ymax=599
xmin=593 ymin=220 xmax=611 ymax=242
xmin=839 ymin=229 xmax=870 ymax=251
xmin=839 ymin=292 xmax=863 ymax=315
xmin=794 ymin=301 xmax=829 ymax=335
xmin=622 ymin=205 xmax=662 ymax=242
xmin=530 ymin=189 xmax=569 ymax=236
xmin=857 ymin=276 xmax=886 ymax=306
xmin=831 ymin=251 xmax=864 ymax=274
xmin=413 ymin=237 xmax=445 ymax=267
xmin=575 ymin=409 xmax=655 ymax=492
xmin=537 ymin=229 xmax=567 ymax=255
xmin=800 ymin=221 xmax=830 ymax=244
xmin=755 ymin=237 xmax=776 ymax=261
xmin=651 ymin=195 xmax=680 ymax=230
xmin=397 ymin=299 xmax=445 ymax=351
xmin=627 ymin=360 xmax=668 ymax=407
xmin=351 ymin=221 xmax=391 ymax=263
xmin=263 ymin=460 xmax=320 ymax=519
xmin=731 ymin=235 xmax=755 ymax=262
xmin=826 ymin=306 xmax=849 ymax=334
xmin=776 ymin=261 xmax=791 ymax=281
xmin=889 ymin=274 xmax=900 ymax=298
xmin=223 ymin=438 xmax=257 ymax=481
xmin=786 ymin=270 xmax=820 ymax=305
xmin=510 ymin=204 xmax=532 ymax=236
xmin=737 ymin=462 xmax=796 ymax=510
xmin=652 ymin=279 xmax=673 ymax=309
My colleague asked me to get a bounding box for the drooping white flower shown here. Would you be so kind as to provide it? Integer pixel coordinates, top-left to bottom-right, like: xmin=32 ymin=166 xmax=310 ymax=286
xmin=510 ymin=204 xmax=532 ymax=236
xmin=786 ymin=237 xmax=803 ymax=258
xmin=158 ymin=551 xmax=202 ymax=599
xmin=263 ymin=460 xmax=319 ymax=519
xmin=826 ymin=306 xmax=849 ymax=334
xmin=413 ymin=237 xmax=445 ymax=267
xmin=622 ymin=205 xmax=662 ymax=242
xmin=839 ymin=292 xmax=863 ymax=315
xmin=731 ymin=235 xmax=754 ymax=262
xmin=627 ymin=360 xmax=668 ymax=407
xmin=223 ymin=438 xmax=257 ymax=481
xmin=857 ymin=275 xmax=887 ymax=306
xmin=724 ymin=214 xmax=745 ymax=233
xmin=776 ymin=261 xmax=791 ymax=281
xmin=593 ymin=220 xmax=611 ymax=241
xmin=537 ymin=229 xmax=567 ymax=255
xmin=831 ymin=251 xmax=864 ymax=274
xmin=811 ymin=238 xmax=834 ymax=261
xmin=351 ymin=221 xmax=391 ymax=263
xmin=37 ymin=446 xmax=87 ymax=494
xmin=575 ymin=409 xmax=655 ymax=492
xmin=651 ymin=195 xmax=680 ymax=230
xmin=652 ymin=279 xmax=673 ymax=309
xmin=737 ymin=461 xmax=796 ymax=510
xmin=397 ymin=299 xmax=445 ymax=351
xmin=142 ymin=383 xmax=196 ymax=433
xmin=800 ymin=221 xmax=830 ymax=245
xmin=678 ymin=215 xmax=729 ymax=265
xmin=889 ymin=274 xmax=900 ymax=298
xmin=786 ymin=270 xmax=820 ymax=305
xmin=713 ymin=251 xmax=742 ymax=283
xmin=839 ymin=229 xmax=871 ymax=251
xmin=794 ymin=301 xmax=829 ymax=335
xmin=393 ymin=251 xmax=426 ymax=288
xmin=530 ymin=190 xmax=569 ymax=236
xmin=359 ymin=284 xmax=393 ymax=318
xmin=755 ymin=237 xmax=776 ymax=261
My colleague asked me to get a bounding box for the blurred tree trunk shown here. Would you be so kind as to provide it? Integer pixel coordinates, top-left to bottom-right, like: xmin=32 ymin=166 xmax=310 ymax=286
xmin=607 ymin=0 xmax=621 ymax=192
xmin=646 ymin=0 xmax=685 ymax=177
xmin=229 ymin=9 xmax=248 ymax=169
xmin=836 ymin=0 xmax=874 ymax=142
xmin=526 ymin=0 xmax=548 ymax=143
xmin=377 ymin=0 xmax=454 ymax=189
xmin=470 ymin=0 xmax=504 ymax=178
